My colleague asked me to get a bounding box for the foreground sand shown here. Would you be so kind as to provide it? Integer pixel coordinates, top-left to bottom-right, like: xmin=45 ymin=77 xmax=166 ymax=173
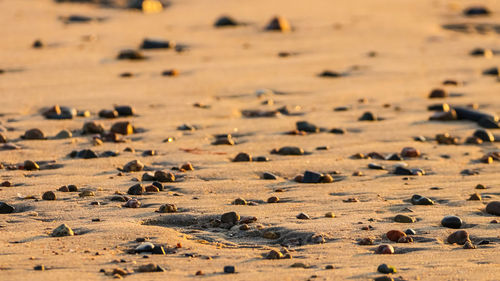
xmin=1 ymin=0 xmax=499 ymax=280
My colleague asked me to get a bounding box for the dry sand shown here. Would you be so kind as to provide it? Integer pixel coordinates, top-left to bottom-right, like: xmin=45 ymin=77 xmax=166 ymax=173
xmin=0 ymin=0 xmax=500 ymax=280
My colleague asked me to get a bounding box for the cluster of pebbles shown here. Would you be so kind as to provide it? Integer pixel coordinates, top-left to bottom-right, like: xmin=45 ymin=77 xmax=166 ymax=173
xmin=0 ymin=1 xmax=499 ymax=280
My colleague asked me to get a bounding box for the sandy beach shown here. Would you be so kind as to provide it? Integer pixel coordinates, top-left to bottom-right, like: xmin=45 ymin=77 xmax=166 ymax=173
xmin=0 ymin=0 xmax=499 ymax=280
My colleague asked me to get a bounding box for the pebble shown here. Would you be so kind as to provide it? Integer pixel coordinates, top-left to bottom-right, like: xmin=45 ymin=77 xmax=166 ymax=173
xmin=374 ymin=244 xmax=394 ymax=254
xmin=154 ymin=171 xmax=175 ymax=182
xmin=475 ymin=184 xmax=486 ymax=189
xmin=140 ymin=38 xmax=175 ymax=49
xmin=51 ymin=224 xmax=74 ymax=237
xmin=0 ymin=133 xmax=6 ymax=143
xmin=142 ymin=150 xmax=156 ymax=156
xmin=368 ymin=163 xmax=385 ymax=170
xmin=296 ymin=121 xmax=319 ymax=133
xmin=319 ymin=70 xmax=342 ymax=77
xmin=137 ymin=263 xmax=164 ymax=272
xmin=75 ymin=149 xmax=99 ymax=159
xmin=117 ymin=49 xmax=146 ymax=60
xmin=55 ymin=129 xmax=72 ymax=139
xmin=296 ymin=212 xmax=310 ymax=219
xmin=180 ymin=163 xmax=194 ymax=171
xmin=233 ymin=152 xmax=252 ymax=162
xmin=358 ymin=237 xmax=374 ymax=245
xmin=386 ymin=230 xmax=406 ymax=242
xmin=377 ymin=264 xmax=396 ymax=274
xmin=468 ymin=193 xmax=481 ymax=201
xmin=394 ymin=214 xmax=415 ymax=223
xmin=359 ymin=111 xmax=377 ymax=121
xmin=262 ymin=172 xmax=277 ymax=180
xmin=114 ymin=105 xmax=135 ymax=116
xmin=325 ymin=212 xmax=335 ymax=218
xmin=33 ymin=39 xmax=43 ymax=48
xmin=463 ymin=6 xmax=491 ymax=16
xmin=411 ymin=194 xmax=434 ymax=205
xmin=1 ymin=181 xmax=11 ymax=187
xmin=111 ymin=121 xmax=133 ymax=135
xmin=162 ymin=69 xmax=179 ymax=76
xmin=42 ymin=191 xmax=56 ymax=200
xmin=83 ymin=122 xmax=105 ymax=134
xmin=401 ymin=147 xmax=420 ymax=158
xmin=302 ymin=171 xmax=322 ymax=183
xmin=99 ymin=109 xmax=118 ymax=118
xmin=473 ymin=129 xmax=494 ymax=142
xmin=212 ymin=134 xmax=234 ymax=145
xmin=447 ymin=230 xmax=469 ymax=245
xmin=272 ymin=146 xmax=304 ymax=155
xmin=0 ymin=202 xmax=15 ymax=214
xmin=123 ymin=160 xmax=144 ymax=172
xmin=24 ymin=160 xmax=40 ymax=170
xmin=441 ymin=215 xmax=462 ymax=229
xmin=223 ymin=265 xmax=236 ymax=274
xmin=428 ymin=88 xmax=447 ymax=98
xmin=463 ymin=240 xmax=476 ymax=249
xmin=485 ymin=201 xmax=500 ymax=216
xmin=267 ymin=196 xmax=279 ymax=203
xmin=158 ymin=204 xmax=177 ymax=213
xmin=265 ymin=249 xmax=284 ymax=259
xmin=265 ymin=16 xmax=291 ymax=32
xmin=34 ymin=265 xmax=45 ymax=271
xmin=374 ymin=277 xmax=394 ymax=281
xmin=22 ymin=128 xmax=46 ymax=140
xmin=145 ymin=185 xmax=159 ymax=192
xmin=386 ymin=154 xmax=402 ymax=161
xmin=214 ymin=16 xmax=239 ymax=27
xmin=221 ymin=211 xmax=240 ymax=224
xmin=79 ymin=190 xmax=95 ymax=197
xmin=330 ymin=128 xmax=345 ymax=134
xmin=405 ymin=228 xmax=416 ymax=235
xmin=232 ymin=198 xmax=247 ymax=205
xmin=124 ymin=199 xmax=141 ymax=208
xmin=128 ymin=184 xmax=145 ymax=195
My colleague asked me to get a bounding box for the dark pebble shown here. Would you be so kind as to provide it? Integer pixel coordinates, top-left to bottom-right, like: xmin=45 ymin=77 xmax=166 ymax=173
xmin=359 ymin=111 xmax=377 ymax=121
xmin=223 ymin=265 xmax=236 ymax=274
xmin=233 ymin=152 xmax=252 ymax=162
xmin=262 ymin=172 xmax=277 ymax=180
xmin=302 ymin=171 xmax=322 ymax=183
xmin=441 ymin=215 xmax=462 ymax=229
xmin=117 ymin=49 xmax=146 ymax=60
xmin=0 ymin=202 xmax=15 ymax=214
xmin=405 ymin=228 xmax=416 ymax=235
xmin=411 ymin=194 xmax=434 ymax=205
xmin=214 ymin=16 xmax=239 ymax=27
xmin=140 ymin=38 xmax=174 ymax=49
xmin=485 ymin=201 xmax=500 ymax=216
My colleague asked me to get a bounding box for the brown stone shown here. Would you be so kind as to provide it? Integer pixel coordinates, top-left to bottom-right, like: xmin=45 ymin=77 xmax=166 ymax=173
xmin=386 ymin=230 xmax=406 ymax=242
xmin=447 ymin=230 xmax=469 ymax=245
xmin=42 ymin=191 xmax=56 ymax=200
xmin=111 ymin=121 xmax=133 ymax=135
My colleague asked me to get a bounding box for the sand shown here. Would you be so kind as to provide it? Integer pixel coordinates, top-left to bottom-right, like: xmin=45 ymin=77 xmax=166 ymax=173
xmin=0 ymin=0 xmax=499 ymax=280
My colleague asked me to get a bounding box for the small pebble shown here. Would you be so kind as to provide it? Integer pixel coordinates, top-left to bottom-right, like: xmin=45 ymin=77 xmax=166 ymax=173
xmin=441 ymin=215 xmax=462 ymax=229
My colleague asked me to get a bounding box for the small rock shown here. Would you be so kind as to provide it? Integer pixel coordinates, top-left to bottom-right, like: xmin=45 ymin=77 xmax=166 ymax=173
xmin=405 ymin=228 xmax=416 ymax=235
xmin=411 ymin=194 xmax=434 ymax=205
xmin=463 ymin=240 xmax=476 ymax=249
xmin=447 ymin=230 xmax=469 ymax=245
xmin=262 ymin=172 xmax=277 ymax=180
xmin=394 ymin=214 xmax=415 ymax=223
xmin=233 ymin=152 xmax=252 ymax=162
xmin=79 ymin=190 xmax=95 ymax=197
xmin=0 ymin=202 xmax=15 ymax=214
xmin=463 ymin=6 xmax=491 ymax=16
xmin=325 ymin=212 xmax=335 ymax=218
xmin=265 ymin=16 xmax=291 ymax=32
xmin=42 ymin=191 xmax=56 ymax=200
xmin=111 ymin=121 xmax=133 ymax=135
xmin=82 ymin=122 xmax=105 ymax=134
xmin=158 ymin=204 xmax=177 ymax=213
xmin=428 ymin=88 xmax=447 ymax=98
xmin=265 ymin=249 xmax=284 ymax=259
xmin=223 ymin=265 xmax=236 ymax=274
xmin=214 ymin=15 xmax=239 ymax=27
xmin=34 ymin=265 xmax=45 ymax=271
xmin=128 ymin=184 xmax=145 ymax=195
xmin=485 ymin=201 xmax=500 ymax=216
xmin=296 ymin=121 xmax=319 ymax=133
xmin=24 ymin=160 xmax=39 ymax=171
xmin=368 ymin=163 xmax=385 ymax=170
xmin=51 ymin=224 xmax=74 ymax=237
xmin=123 ymin=160 xmax=144 ymax=172
xmin=296 ymin=212 xmax=310 ymax=220
xmin=374 ymin=244 xmax=394 ymax=254
xmin=473 ymin=129 xmax=494 ymax=142
xmin=267 ymin=196 xmax=279 ymax=203
xmin=114 ymin=105 xmax=135 ymax=116
xmin=232 ymin=198 xmax=247 ymax=205
xmin=272 ymin=146 xmax=304 ymax=155
xmin=468 ymin=193 xmax=481 ymax=201
xmin=221 ymin=212 xmax=240 ymax=224
xmin=377 ymin=264 xmax=396 ymax=274
xmin=358 ymin=237 xmax=375 ymax=245
xmin=359 ymin=111 xmax=377 ymax=121
xmin=22 ymin=128 xmax=45 ymax=140
xmin=117 ymin=49 xmax=146 ymax=60
xmin=302 ymin=171 xmax=322 ymax=183
xmin=124 ymin=199 xmax=141 ymax=208
xmin=99 ymin=109 xmax=118 ymax=119
xmin=154 ymin=171 xmax=175 ymax=182
xmin=55 ymin=129 xmax=72 ymax=139
xmin=386 ymin=230 xmax=406 ymax=242
xmin=137 ymin=263 xmax=162 ymax=273
xmin=441 ymin=215 xmax=462 ymax=229
xmin=401 ymin=147 xmax=420 ymax=158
